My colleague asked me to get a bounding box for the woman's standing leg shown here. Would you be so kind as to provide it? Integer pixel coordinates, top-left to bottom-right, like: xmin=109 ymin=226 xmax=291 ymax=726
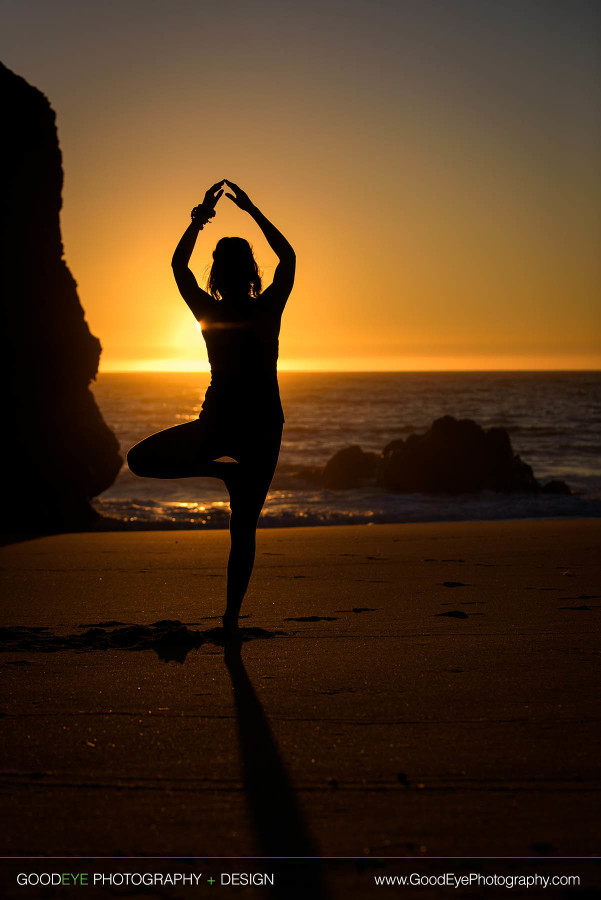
xmin=223 ymin=431 xmax=282 ymax=634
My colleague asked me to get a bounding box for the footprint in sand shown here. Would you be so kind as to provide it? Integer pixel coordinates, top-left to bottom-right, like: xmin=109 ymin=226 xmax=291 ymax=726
xmin=525 ymin=587 xmax=563 ymax=591
xmin=440 ymin=601 xmax=483 ymax=606
xmin=558 ymin=604 xmax=592 ymax=611
xmin=284 ymin=615 xmax=338 ymax=622
xmin=335 ymin=607 xmax=380 ymax=614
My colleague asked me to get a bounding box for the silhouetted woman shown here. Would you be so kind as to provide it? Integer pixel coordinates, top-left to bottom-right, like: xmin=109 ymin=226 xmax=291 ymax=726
xmin=127 ymin=180 xmax=295 ymax=636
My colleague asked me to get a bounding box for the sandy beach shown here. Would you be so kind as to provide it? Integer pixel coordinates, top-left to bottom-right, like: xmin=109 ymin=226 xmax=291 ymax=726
xmin=1 ymin=519 xmax=600 ymax=892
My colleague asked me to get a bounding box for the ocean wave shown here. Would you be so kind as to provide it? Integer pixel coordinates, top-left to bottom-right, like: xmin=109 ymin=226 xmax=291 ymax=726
xmin=93 ymin=489 xmax=601 ymax=530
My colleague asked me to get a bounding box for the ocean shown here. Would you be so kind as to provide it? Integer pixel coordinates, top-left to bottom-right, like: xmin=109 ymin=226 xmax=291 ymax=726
xmin=92 ymin=371 xmax=601 ymax=528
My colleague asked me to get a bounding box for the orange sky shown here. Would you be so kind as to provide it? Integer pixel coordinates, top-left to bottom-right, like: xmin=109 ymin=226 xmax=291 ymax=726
xmin=2 ymin=0 xmax=600 ymax=371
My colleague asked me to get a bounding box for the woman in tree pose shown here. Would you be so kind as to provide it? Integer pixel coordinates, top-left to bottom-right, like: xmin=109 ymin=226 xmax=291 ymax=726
xmin=127 ymin=180 xmax=295 ymax=636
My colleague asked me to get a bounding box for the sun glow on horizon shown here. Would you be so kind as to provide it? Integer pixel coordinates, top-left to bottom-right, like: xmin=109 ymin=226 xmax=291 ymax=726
xmin=99 ymin=354 xmax=601 ymax=375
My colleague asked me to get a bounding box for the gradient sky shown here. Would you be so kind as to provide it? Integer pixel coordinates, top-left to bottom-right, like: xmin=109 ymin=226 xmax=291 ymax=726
xmin=2 ymin=0 xmax=600 ymax=371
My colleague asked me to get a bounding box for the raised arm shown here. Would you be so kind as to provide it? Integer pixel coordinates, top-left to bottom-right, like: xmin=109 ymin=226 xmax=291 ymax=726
xmin=224 ymin=180 xmax=295 ymax=312
xmin=171 ymin=181 xmax=223 ymax=320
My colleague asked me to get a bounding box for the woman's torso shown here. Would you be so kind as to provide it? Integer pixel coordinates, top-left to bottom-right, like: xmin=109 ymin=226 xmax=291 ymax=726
xmin=200 ymin=296 xmax=284 ymax=427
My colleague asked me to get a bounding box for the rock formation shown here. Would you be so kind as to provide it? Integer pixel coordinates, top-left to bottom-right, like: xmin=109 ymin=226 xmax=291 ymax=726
xmin=0 ymin=62 xmax=122 ymax=532
xmin=378 ymin=416 xmax=539 ymax=493
xmin=319 ymin=416 xmax=571 ymax=495
xmin=322 ymin=445 xmax=378 ymax=490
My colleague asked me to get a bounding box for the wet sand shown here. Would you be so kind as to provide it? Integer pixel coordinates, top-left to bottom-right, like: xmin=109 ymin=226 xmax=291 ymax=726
xmin=1 ymin=520 xmax=600 ymax=873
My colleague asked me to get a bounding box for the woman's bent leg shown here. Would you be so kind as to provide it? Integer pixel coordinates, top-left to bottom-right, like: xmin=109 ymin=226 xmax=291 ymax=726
xmin=127 ymin=420 xmax=231 ymax=479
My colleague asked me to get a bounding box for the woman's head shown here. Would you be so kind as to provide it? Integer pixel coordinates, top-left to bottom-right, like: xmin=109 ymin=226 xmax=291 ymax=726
xmin=207 ymin=237 xmax=262 ymax=301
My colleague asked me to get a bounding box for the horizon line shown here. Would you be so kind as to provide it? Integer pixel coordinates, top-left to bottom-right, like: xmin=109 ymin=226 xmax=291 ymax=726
xmin=99 ymin=355 xmax=601 ymax=375
xmin=97 ymin=367 xmax=601 ymax=375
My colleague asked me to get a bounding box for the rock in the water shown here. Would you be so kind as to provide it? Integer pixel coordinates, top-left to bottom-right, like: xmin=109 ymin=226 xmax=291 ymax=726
xmin=0 ymin=63 xmax=122 ymax=532
xmin=293 ymin=465 xmax=323 ymax=485
xmin=542 ymin=480 xmax=571 ymax=495
xmin=322 ymin=445 xmax=378 ymax=489
xmin=378 ymin=416 xmax=540 ymax=494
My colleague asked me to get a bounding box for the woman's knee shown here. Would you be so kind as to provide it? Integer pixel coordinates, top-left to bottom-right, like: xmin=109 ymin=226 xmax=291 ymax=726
xmin=229 ymin=505 xmax=262 ymax=536
xmin=127 ymin=443 xmax=153 ymax=477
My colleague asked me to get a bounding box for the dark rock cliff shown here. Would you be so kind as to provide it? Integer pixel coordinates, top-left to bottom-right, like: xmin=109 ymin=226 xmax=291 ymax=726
xmin=0 ymin=62 xmax=122 ymax=532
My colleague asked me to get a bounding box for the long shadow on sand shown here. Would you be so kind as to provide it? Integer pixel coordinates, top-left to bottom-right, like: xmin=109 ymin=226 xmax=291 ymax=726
xmin=224 ymin=642 xmax=326 ymax=897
